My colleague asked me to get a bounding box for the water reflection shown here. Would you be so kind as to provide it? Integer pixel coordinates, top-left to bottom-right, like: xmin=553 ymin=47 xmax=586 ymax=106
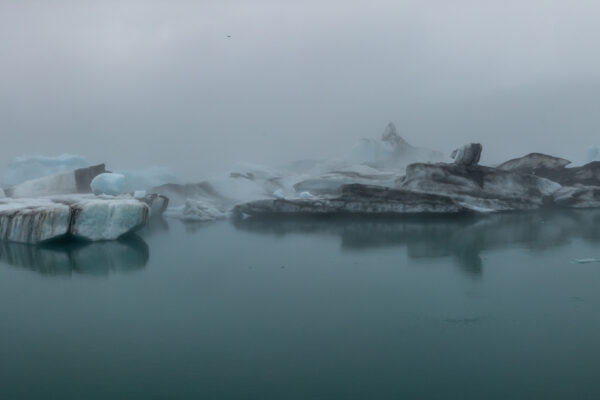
xmin=233 ymin=210 xmax=600 ymax=276
xmin=0 ymin=236 xmax=149 ymax=277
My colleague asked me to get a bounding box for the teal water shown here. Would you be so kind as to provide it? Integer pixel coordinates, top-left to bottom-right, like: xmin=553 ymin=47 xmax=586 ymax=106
xmin=1 ymin=212 xmax=600 ymax=399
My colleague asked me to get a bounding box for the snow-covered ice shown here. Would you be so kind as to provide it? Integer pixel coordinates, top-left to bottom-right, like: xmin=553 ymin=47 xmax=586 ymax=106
xmin=0 ymin=195 xmax=149 ymax=243
xmin=398 ymin=162 xmax=561 ymax=212
xmin=91 ymin=173 xmax=126 ymax=196
xmin=165 ymin=199 xmax=226 ymax=222
xmin=0 ymin=199 xmax=72 ymax=243
xmin=70 ymin=198 xmax=148 ymax=241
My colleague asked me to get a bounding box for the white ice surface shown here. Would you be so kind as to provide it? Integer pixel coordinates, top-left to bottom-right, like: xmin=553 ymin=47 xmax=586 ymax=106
xmin=165 ymin=199 xmax=226 ymax=222
xmin=0 ymin=195 xmax=148 ymax=243
xmin=70 ymin=198 xmax=148 ymax=241
xmin=0 ymin=198 xmax=72 ymax=243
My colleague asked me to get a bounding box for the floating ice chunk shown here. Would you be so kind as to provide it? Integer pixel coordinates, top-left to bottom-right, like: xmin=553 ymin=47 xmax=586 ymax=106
xmin=134 ymin=190 xmax=147 ymax=199
xmin=91 ymin=173 xmax=125 ymax=196
xmin=0 ymin=199 xmax=72 ymax=243
xmin=299 ymin=191 xmax=314 ymax=200
xmin=574 ymin=258 xmax=600 ymax=264
xmin=136 ymin=193 xmax=169 ymax=218
xmin=273 ymin=189 xmax=285 ymax=199
xmin=399 ymin=160 xmax=561 ymax=212
xmin=175 ymin=199 xmax=226 ymax=222
xmin=0 ymin=196 xmax=150 ymax=243
xmin=2 ymin=154 xmax=89 ymax=187
xmin=70 ymin=198 xmax=148 ymax=241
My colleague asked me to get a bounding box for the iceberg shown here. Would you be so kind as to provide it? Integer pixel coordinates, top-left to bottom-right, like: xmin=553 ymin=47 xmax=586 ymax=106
xmin=451 ymin=143 xmax=482 ymax=166
xmin=346 ymin=122 xmax=445 ymax=169
xmin=553 ymin=186 xmax=600 ymax=208
xmin=165 ymin=199 xmax=226 ymax=222
xmin=587 ymin=147 xmax=600 ymax=163
xmin=573 ymin=258 xmax=600 ymax=264
xmin=137 ymin=193 xmax=169 ymax=218
xmin=299 ymin=191 xmax=314 ymax=200
xmin=293 ymin=168 xmax=397 ymax=195
xmin=0 ymin=199 xmax=72 ymax=243
xmin=234 ymin=184 xmax=467 ymax=217
xmin=0 ymin=195 xmax=149 ymax=243
xmin=150 ymin=124 xmax=446 ymax=218
xmin=398 ymin=162 xmax=560 ymax=212
xmin=91 ymin=173 xmax=125 ymax=196
xmin=497 ymin=154 xmax=600 ymax=187
xmin=497 ymin=153 xmax=571 ymax=173
xmin=4 ymin=164 xmax=106 ymax=198
xmin=116 ymin=167 xmax=181 ymax=192
xmin=69 ymin=198 xmax=147 ymax=241
xmin=234 ymin=144 xmax=567 ymax=217
xmin=2 ymin=154 xmax=89 ymax=187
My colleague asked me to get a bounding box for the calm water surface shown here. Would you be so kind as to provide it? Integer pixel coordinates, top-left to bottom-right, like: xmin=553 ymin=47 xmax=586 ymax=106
xmin=1 ymin=211 xmax=600 ymax=399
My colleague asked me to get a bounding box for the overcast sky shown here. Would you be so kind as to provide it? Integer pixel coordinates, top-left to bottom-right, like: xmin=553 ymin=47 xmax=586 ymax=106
xmin=1 ymin=0 xmax=600 ymax=178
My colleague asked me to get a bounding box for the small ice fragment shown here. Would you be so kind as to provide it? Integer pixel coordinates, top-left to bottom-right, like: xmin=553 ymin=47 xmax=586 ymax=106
xmin=273 ymin=189 xmax=285 ymax=199
xmin=574 ymin=258 xmax=600 ymax=264
xmin=299 ymin=191 xmax=314 ymax=200
xmin=134 ymin=190 xmax=147 ymax=199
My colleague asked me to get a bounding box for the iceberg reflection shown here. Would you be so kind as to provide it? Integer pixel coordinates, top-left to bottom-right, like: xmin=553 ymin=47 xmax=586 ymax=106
xmin=233 ymin=210 xmax=600 ymax=277
xmin=0 ymin=236 xmax=149 ymax=277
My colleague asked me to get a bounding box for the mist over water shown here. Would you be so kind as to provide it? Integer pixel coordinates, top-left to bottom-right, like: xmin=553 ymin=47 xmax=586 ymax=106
xmin=2 ymin=1 xmax=600 ymax=178
xmin=3 ymin=3 xmax=600 ymax=398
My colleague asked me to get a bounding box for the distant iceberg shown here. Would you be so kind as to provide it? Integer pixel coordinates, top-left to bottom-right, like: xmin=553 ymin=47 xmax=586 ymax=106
xmin=151 ymin=123 xmax=448 ymax=219
xmin=346 ymin=122 xmax=445 ymax=169
xmin=2 ymin=154 xmax=89 ymax=187
xmin=115 ymin=167 xmax=181 ymax=192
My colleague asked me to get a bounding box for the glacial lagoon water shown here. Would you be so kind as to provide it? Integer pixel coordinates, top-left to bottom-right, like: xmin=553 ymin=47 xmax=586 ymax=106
xmin=1 ymin=211 xmax=600 ymax=399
